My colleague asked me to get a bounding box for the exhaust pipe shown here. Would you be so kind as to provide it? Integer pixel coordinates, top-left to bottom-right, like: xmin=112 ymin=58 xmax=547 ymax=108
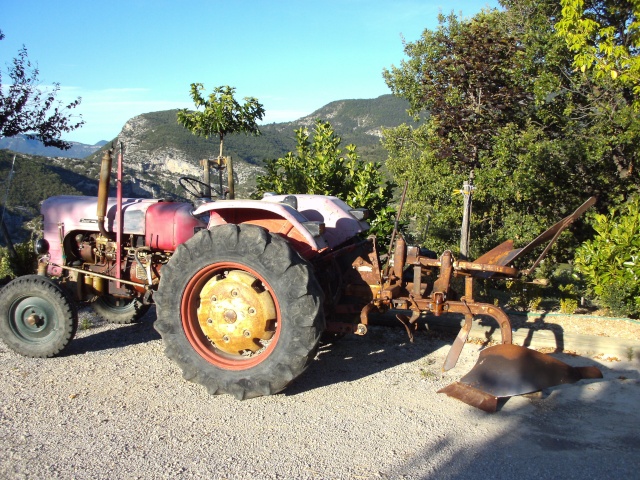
xmin=97 ymin=149 xmax=113 ymax=237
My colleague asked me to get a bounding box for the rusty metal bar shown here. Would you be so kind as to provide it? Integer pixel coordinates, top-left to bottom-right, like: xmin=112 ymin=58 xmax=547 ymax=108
xmin=47 ymin=262 xmax=151 ymax=288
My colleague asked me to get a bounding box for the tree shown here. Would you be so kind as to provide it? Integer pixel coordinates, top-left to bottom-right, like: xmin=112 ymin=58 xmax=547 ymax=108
xmin=255 ymin=120 xmax=396 ymax=239
xmin=556 ymin=0 xmax=640 ymax=107
xmin=0 ymin=30 xmax=84 ymax=150
xmin=382 ymin=3 xmax=639 ymax=259
xmin=382 ymin=10 xmax=540 ymax=255
xmin=176 ymin=84 xmax=265 ymax=159
xmin=384 ymin=12 xmax=531 ymax=169
xmin=574 ymin=195 xmax=640 ymax=317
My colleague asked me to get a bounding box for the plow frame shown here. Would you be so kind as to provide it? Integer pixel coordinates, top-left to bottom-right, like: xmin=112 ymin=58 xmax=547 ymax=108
xmin=342 ymin=197 xmax=597 ymax=373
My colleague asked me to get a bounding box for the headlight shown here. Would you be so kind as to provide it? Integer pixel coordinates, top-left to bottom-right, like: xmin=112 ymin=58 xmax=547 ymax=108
xmin=34 ymin=238 xmax=49 ymax=255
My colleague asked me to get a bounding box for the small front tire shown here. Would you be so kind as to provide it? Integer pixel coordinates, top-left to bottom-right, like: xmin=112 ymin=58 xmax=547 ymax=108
xmin=0 ymin=275 xmax=78 ymax=357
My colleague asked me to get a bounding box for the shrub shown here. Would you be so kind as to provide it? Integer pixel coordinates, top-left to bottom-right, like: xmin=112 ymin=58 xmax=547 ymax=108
xmin=255 ymin=120 xmax=396 ymax=241
xmin=0 ymin=240 xmax=38 ymax=281
xmin=574 ymin=196 xmax=640 ymax=317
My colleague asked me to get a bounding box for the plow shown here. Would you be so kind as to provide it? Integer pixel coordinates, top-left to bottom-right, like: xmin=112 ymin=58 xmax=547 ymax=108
xmin=0 ymin=146 xmax=601 ymax=411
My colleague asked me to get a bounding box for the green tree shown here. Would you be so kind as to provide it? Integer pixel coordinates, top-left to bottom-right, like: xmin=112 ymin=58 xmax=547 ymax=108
xmin=382 ymin=3 xmax=639 ymax=258
xmin=574 ymin=196 xmax=640 ymax=317
xmin=255 ymin=120 xmax=396 ymax=239
xmin=176 ymin=84 xmax=265 ymax=159
xmin=0 ymin=30 xmax=84 ymax=149
xmin=556 ymin=0 xmax=640 ymax=106
xmin=383 ymin=10 xmax=540 ymax=255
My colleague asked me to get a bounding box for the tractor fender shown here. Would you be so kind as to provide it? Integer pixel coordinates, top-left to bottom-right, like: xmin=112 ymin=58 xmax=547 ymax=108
xmin=193 ymin=195 xmax=368 ymax=259
xmin=193 ymin=199 xmax=328 ymax=259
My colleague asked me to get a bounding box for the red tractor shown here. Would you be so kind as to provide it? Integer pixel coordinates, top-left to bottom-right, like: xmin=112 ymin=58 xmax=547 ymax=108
xmin=0 ymin=147 xmax=600 ymax=411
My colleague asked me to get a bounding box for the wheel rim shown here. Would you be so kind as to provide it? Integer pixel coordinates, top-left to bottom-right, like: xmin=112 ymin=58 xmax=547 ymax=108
xmin=9 ymin=295 xmax=60 ymax=344
xmin=182 ymin=262 xmax=281 ymax=369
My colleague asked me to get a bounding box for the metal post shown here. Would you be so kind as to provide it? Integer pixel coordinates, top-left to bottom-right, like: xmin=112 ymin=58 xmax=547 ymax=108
xmin=460 ymin=170 xmax=475 ymax=260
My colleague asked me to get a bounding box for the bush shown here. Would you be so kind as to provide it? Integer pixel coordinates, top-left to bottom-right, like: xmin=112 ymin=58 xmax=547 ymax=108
xmin=255 ymin=120 xmax=396 ymax=241
xmin=0 ymin=240 xmax=38 ymax=281
xmin=574 ymin=196 xmax=640 ymax=317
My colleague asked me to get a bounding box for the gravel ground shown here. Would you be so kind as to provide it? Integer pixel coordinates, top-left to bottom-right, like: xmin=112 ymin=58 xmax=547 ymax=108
xmin=1 ymin=307 xmax=639 ymax=480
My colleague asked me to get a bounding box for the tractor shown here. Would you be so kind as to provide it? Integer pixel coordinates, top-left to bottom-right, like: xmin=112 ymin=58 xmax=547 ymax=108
xmin=0 ymin=146 xmax=601 ymax=411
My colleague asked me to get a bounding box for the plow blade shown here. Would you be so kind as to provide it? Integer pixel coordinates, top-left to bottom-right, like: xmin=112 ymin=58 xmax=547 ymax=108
xmin=438 ymin=344 xmax=602 ymax=412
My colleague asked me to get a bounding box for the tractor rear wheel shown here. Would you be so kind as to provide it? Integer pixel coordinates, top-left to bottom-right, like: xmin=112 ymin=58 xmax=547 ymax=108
xmin=154 ymin=224 xmax=324 ymax=399
xmin=91 ymin=295 xmax=150 ymax=324
xmin=0 ymin=275 xmax=78 ymax=357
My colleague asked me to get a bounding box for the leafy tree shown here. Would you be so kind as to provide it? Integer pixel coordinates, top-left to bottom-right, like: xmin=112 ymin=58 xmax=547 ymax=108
xmin=556 ymin=0 xmax=640 ymax=106
xmin=255 ymin=120 xmax=396 ymax=239
xmin=383 ymin=10 xmax=540 ymax=255
xmin=574 ymin=196 xmax=640 ymax=317
xmin=176 ymin=84 xmax=265 ymax=159
xmin=0 ymin=30 xmax=84 ymax=149
xmin=382 ymin=3 xmax=639 ymax=259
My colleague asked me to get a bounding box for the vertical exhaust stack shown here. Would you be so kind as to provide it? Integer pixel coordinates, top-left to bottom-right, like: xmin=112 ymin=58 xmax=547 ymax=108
xmin=97 ymin=149 xmax=113 ymax=237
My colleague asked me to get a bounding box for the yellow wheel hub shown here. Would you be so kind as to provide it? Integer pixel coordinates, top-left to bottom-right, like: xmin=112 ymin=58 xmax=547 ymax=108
xmin=197 ymin=270 xmax=277 ymax=355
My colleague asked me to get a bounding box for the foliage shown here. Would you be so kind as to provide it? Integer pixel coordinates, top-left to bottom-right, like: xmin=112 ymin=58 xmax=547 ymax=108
xmin=382 ymin=3 xmax=640 ymax=259
xmin=556 ymin=0 xmax=640 ymax=107
xmin=0 ymin=150 xmax=84 ymax=244
xmin=176 ymin=84 xmax=265 ymax=158
xmin=384 ymin=12 xmax=531 ymax=168
xmin=0 ymin=240 xmax=37 ymax=279
xmin=0 ymin=30 xmax=84 ymax=149
xmin=255 ymin=120 xmax=396 ymax=239
xmin=574 ymin=196 xmax=640 ymax=317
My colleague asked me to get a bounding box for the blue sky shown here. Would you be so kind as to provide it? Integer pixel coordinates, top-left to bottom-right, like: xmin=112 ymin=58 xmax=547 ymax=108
xmin=1 ymin=0 xmax=500 ymax=144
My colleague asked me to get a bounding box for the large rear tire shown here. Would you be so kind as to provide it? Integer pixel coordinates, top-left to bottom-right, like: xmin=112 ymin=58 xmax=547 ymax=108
xmin=91 ymin=295 xmax=150 ymax=324
xmin=0 ymin=275 xmax=78 ymax=357
xmin=154 ymin=224 xmax=324 ymax=399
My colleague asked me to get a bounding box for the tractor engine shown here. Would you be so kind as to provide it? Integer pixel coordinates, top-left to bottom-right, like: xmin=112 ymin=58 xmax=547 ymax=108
xmin=64 ymin=232 xmax=160 ymax=299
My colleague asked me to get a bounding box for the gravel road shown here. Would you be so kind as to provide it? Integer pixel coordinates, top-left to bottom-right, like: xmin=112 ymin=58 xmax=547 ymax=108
xmin=1 ymin=308 xmax=639 ymax=479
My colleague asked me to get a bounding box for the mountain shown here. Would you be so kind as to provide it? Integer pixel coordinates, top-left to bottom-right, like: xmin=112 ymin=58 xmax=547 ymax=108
xmin=0 ymin=135 xmax=107 ymax=158
xmin=0 ymin=94 xmax=411 ymax=243
xmin=85 ymin=93 xmax=411 ymax=198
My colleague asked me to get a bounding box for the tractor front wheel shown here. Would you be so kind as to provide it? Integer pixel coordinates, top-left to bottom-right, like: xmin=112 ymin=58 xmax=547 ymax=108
xmin=0 ymin=275 xmax=78 ymax=357
xmin=154 ymin=224 xmax=324 ymax=399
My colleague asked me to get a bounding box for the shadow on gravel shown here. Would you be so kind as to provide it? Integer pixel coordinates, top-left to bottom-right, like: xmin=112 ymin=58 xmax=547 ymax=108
xmin=383 ymin=360 xmax=640 ymax=479
xmin=65 ymin=308 xmax=161 ymax=355
xmin=285 ymin=325 xmax=454 ymax=396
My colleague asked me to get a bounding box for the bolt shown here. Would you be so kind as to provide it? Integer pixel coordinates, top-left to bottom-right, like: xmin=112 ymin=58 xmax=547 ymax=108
xmin=248 ymin=307 xmax=256 ymax=315
xmin=224 ymin=310 xmax=237 ymax=324
xmin=207 ymin=318 xmax=213 ymax=325
xmin=243 ymin=330 xmax=251 ymax=337
xmin=222 ymin=335 xmax=230 ymax=343
xmin=26 ymin=314 xmax=42 ymax=327
xmin=211 ymin=295 xmax=217 ymax=302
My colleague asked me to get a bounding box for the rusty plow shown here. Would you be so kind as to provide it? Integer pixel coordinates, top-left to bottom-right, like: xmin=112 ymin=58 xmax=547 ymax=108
xmin=357 ymin=197 xmax=602 ymax=412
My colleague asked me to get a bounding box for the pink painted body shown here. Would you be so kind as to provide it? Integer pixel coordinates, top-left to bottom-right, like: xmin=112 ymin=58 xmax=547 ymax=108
xmin=40 ymin=196 xmax=206 ymax=274
xmin=41 ymin=193 xmax=369 ymax=273
xmin=262 ymin=194 xmax=369 ymax=248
